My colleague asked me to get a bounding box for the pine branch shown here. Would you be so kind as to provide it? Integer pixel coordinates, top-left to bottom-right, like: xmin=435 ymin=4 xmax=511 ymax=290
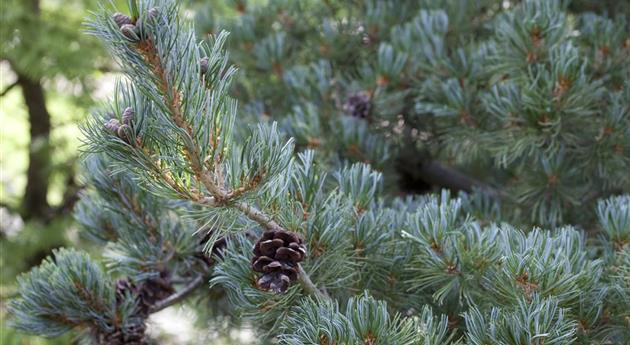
xmin=149 ymin=274 xmax=207 ymax=313
xmin=134 ymin=38 xmax=282 ymax=228
xmin=131 ymin=33 xmax=330 ymax=301
xmin=297 ymin=265 xmax=330 ymax=300
xmin=233 ymin=201 xmax=285 ymax=232
xmin=131 ymin=35 xmax=296 ymax=236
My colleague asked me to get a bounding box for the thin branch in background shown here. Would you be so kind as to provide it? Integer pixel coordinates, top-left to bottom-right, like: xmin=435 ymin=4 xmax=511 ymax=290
xmin=418 ymin=161 xmax=501 ymax=197
xmin=0 ymin=80 xmax=19 ymax=97
xmin=149 ymin=274 xmax=207 ymax=313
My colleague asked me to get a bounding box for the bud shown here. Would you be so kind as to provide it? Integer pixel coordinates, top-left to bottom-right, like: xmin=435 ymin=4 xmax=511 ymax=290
xmin=148 ymin=7 xmax=159 ymax=22
xmin=104 ymin=118 xmax=121 ymax=133
xmin=122 ymin=107 xmax=134 ymax=125
xmin=112 ymin=12 xmax=133 ymax=28
xmin=120 ymin=24 xmax=140 ymax=42
xmin=199 ymin=57 xmax=210 ymax=75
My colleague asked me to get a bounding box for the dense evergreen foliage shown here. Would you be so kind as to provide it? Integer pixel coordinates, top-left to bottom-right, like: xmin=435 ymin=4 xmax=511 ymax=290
xmin=195 ymin=0 xmax=630 ymax=228
xmin=7 ymin=0 xmax=630 ymax=344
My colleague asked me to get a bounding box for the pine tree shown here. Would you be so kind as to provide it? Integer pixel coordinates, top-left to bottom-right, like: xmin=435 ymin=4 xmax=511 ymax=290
xmin=8 ymin=0 xmax=630 ymax=344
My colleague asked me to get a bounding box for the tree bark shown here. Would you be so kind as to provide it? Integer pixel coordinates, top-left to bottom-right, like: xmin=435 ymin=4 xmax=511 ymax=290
xmin=15 ymin=0 xmax=52 ymax=220
xmin=18 ymin=74 xmax=51 ymax=220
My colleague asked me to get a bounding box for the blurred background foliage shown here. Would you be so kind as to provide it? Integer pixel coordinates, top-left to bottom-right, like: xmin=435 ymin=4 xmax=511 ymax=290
xmin=1 ymin=0 xmax=109 ymax=343
xmin=1 ymin=0 xmax=628 ymax=344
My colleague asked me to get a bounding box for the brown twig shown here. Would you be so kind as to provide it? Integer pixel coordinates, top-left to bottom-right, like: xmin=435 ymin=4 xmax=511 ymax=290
xmin=417 ymin=160 xmax=501 ymax=197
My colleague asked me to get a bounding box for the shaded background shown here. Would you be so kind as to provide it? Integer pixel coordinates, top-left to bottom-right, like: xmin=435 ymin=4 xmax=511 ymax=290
xmin=2 ymin=1 xmax=108 ymax=342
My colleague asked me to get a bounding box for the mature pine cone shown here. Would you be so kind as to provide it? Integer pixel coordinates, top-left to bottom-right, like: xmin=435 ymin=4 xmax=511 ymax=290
xmin=98 ymin=323 xmax=147 ymax=345
xmin=114 ymin=274 xmax=174 ymax=316
xmin=104 ymin=279 xmax=148 ymax=345
xmin=251 ymin=230 xmax=306 ymax=293
xmin=195 ymin=229 xmax=229 ymax=266
xmin=342 ymin=91 xmax=371 ymax=119
xmin=136 ymin=273 xmax=175 ymax=314
xmin=115 ymin=278 xmax=137 ymax=304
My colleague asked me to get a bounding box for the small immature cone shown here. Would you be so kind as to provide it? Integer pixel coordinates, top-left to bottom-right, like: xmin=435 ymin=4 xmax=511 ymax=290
xmin=117 ymin=124 xmax=132 ymax=143
xmin=105 ymin=118 xmax=121 ymax=133
xmin=136 ymin=274 xmax=175 ymax=314
xmin=113 ymin=274 xmax=174 ymax=316
xmin=121 ymin=24 xmax=140 ymax=41
xmin=109 ymin=279 xmax=148 ymax=344
xmin=122 ymin=107 xmax=134 ymax=125
xmin=148 ymin=7 xmax=159 ymax=22
xmin=112 ymin=12 xmax=133 ymax=28
xmin=251 ymin=230 xmax=307 ymax=293
xmin=195 ymin=230 xmax=228 ymax=266
xmin=199 ymin=57 xmax=210 ymax=75
xmin=105 ymin=118 xmax=133 ymax=143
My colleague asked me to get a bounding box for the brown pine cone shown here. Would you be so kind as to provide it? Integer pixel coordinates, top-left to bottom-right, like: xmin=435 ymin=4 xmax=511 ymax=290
xmin=116 ymin=273 xmax=174 ymax=316
xmin=195 ymin=230 xmax=229 ymax=266
xmin=251 ymin=230 xmax=306 ymax=293
xmin=342 ymin=91 xmax=371 ymax=119
xmin=101 ymin=279 xmax=148 ymax=345
xmin=98 ymin=323 xmax=148 ymax=345
xmin=115 ymin=278 xmax=137 ymax=304
xmin=136 ymin=273 xmax=175 ymax=314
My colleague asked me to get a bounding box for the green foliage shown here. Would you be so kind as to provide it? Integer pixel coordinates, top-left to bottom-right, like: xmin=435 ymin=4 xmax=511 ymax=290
xmin=196 ymin=0 xmax=630 ymax=227
xmin=597 ymin=195 xmax=630 ymax=247
xmin=279 ymin=294 xmax=452 ymax=345
xmin=9 ymin=248 xmax=127 ymax=337
xmin=465 ymin=296 xmax=576 ymax=345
